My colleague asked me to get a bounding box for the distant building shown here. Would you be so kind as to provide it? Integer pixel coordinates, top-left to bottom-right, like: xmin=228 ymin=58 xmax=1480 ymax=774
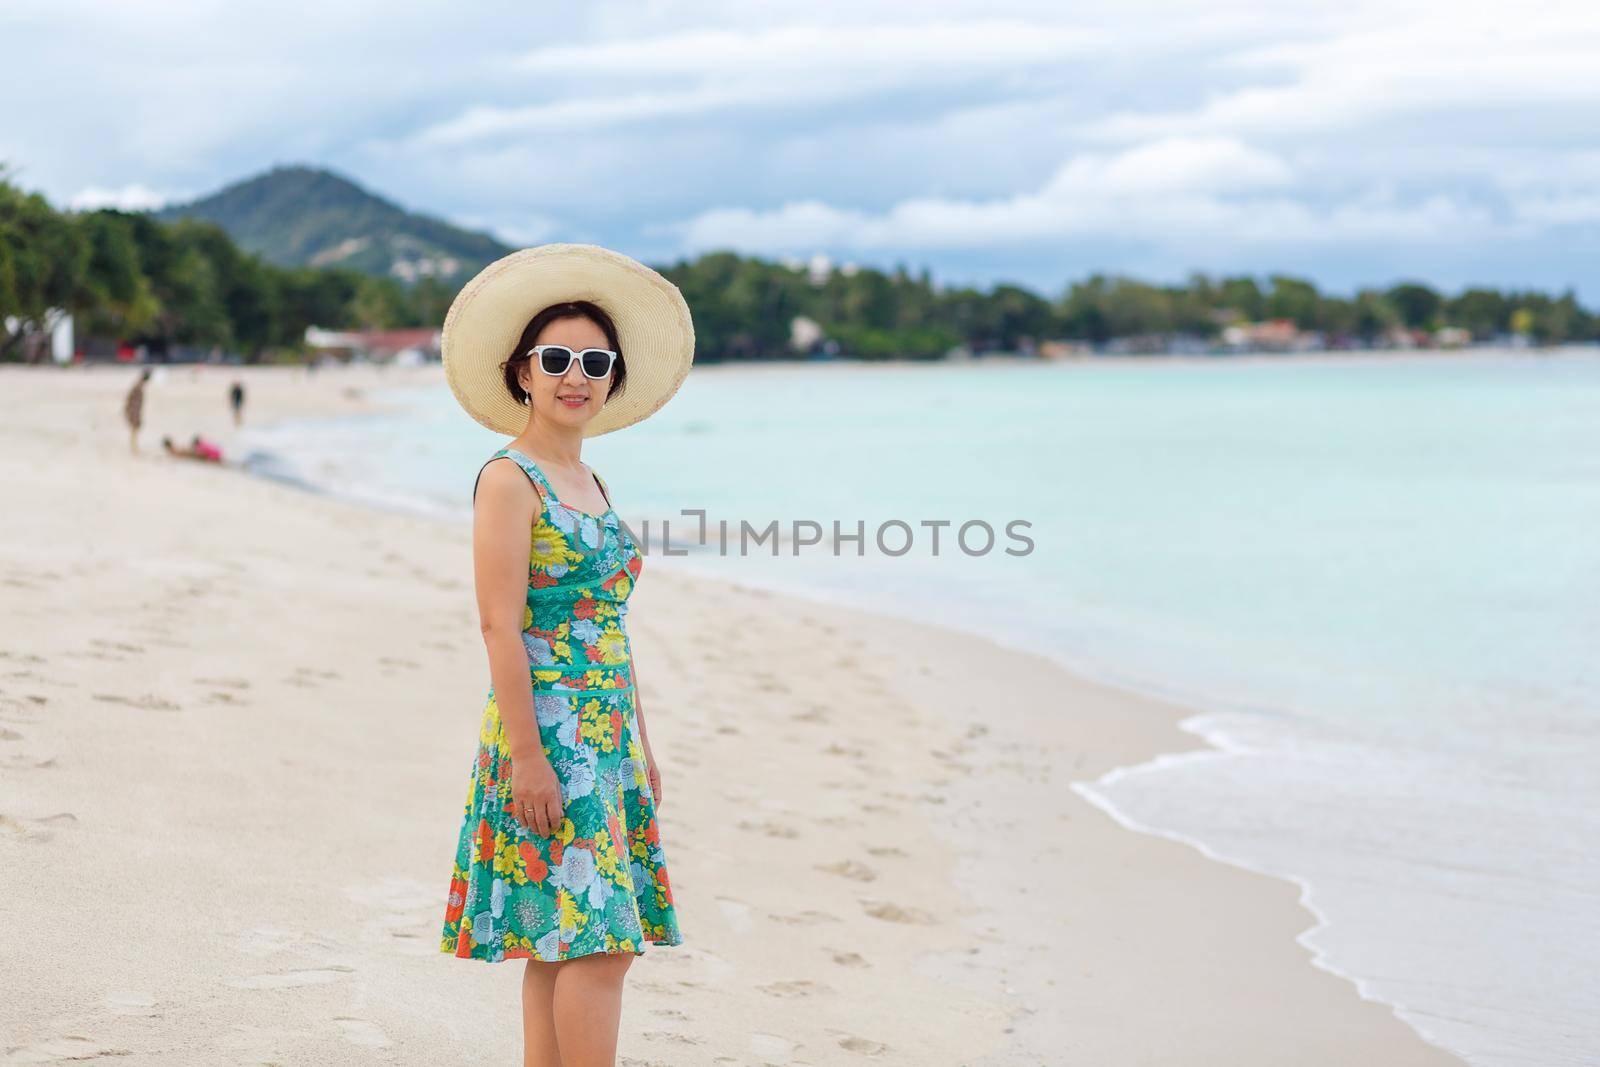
xmin=2 ymin=309 xmax=73 ymax=364
xmin=1220 ymin=318 xmax=1318 ymax=353
xmin=789 ymin=315 xmax=825 ymax=354
xmin=1038 ymin=339 xmax=1092 ymax=360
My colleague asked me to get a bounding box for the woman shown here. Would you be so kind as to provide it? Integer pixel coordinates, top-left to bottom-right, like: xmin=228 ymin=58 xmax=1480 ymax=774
xmin=438 ymin=245 xmax=693 ymax=1066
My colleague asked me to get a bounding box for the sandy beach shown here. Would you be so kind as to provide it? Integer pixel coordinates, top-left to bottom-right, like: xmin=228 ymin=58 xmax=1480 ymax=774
xmin=0 ymin=362 xmax=1462 ymax=1066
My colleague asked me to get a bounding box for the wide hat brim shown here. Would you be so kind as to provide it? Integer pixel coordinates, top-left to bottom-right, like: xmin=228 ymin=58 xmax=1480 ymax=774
xmin=441 ymin=243 xmax=695 ymax=437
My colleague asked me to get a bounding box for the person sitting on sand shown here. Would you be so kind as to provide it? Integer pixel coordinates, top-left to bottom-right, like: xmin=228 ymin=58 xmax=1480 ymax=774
xmin=161 ymin=435 xmax=223 ymax=463
xmin=192 ymin=434 xmax=223 ymax=462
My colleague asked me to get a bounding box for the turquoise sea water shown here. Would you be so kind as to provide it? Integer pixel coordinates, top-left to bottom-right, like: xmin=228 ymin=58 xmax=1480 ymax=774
xmin=242 ymin=350 xmax=1600 ymax=1067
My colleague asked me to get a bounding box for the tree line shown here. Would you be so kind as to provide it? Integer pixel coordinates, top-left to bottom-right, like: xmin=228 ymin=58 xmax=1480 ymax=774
xmin=4 ymin=167 xmax=1596 ymax=363
xmin=0 ymin=169 xmax=454 ymax=362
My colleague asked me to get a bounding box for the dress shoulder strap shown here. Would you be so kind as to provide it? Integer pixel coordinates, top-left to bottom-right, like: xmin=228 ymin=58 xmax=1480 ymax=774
xmin=473 ymin=447 xmax=553 ymax=505
xmin=588 ymin=465 xmax=614 ymax=509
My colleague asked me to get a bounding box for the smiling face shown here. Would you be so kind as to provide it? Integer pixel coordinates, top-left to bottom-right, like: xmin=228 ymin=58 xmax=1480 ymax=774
xmin=516 ymin=315 xmax=615 ymax=432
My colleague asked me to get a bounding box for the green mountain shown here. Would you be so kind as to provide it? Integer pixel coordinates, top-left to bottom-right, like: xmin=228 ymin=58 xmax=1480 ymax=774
xmin=155 ymin=164 xmax=510 ymax=283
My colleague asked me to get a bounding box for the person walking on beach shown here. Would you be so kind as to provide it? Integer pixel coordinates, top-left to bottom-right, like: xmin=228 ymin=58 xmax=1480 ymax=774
xmin=123 ymin=368 xmax=152 ymax=454
xmin=228 ymin=380 xmax=246 ymax=425
xmin=437 ymin=245 xmax=694 ymax=1067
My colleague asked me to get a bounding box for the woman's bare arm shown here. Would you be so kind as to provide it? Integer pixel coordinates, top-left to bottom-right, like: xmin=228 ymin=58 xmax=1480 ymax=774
xmin=473 ymin=458 xmax=567 ymax=835
xmin=473 ymin=459 xmax=544 ymax=764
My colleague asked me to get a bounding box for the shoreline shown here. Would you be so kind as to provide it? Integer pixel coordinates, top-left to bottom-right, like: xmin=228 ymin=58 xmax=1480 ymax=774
xmin=642 ymin=554 xmax=1471 ymax=1063
xmin=232 ymin=365 xmax=1483 ymax=1064
xmin=0 ymin=362 xmax=1463 ymax=1065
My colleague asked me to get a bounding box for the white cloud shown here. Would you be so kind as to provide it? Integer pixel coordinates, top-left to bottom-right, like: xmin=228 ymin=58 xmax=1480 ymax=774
xmin=1081 ymin=7 xmax=1600 ymax=143
xmin=408 ymin=20 xmax=1095 ymax=146
xmin=667 ymin=136 xmax=1494 ymax=252
xmin=510 ymin=20 xmax=1096 ymax=77
xmin=1042 ymin=136 xmax=1293 ymax=195
xmin=67 ymin=184 xmax=175 ymax=211
xmin=3 ymin=1 xmax=1597 ymax=294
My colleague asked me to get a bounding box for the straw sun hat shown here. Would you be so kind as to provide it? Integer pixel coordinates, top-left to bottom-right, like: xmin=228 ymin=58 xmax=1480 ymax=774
xmin=441 ymin=243 xmax=695 ymax=437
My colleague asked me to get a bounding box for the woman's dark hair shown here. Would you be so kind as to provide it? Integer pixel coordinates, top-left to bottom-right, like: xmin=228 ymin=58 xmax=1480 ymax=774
xmin=500 ymin=300 xmax=627 ymax=406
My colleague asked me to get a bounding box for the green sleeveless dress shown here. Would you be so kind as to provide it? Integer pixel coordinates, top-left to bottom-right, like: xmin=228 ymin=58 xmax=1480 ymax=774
xmin=441 ymin=447 xmax=684 ymax=962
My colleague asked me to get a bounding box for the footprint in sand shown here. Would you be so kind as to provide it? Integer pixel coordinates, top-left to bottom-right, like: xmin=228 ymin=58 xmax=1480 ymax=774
xmin=91 ymin=638 xmax=146 ymax=655
xmin=827 ymin=949 xmax=869 ymax=968
xmin=642 ymin=1029 xmax=704 ymax=1047
xmin=334 ymin=1017 xmax=392 ymax=1048
xmin=286 ymin=666 xmax=342 ymax=688
xmin=235 ymin=926 xmax=336 ymax=957
xmin=838 ymin=1034 xmax=891 ymax=1056
xmin=865 ymin=845 xmax=906 ymax=858
xmin=4 ymin=1034 xmax=133 ymax=1061
xmin=225 ymin=964 xmax=355 ymax=990
xmin=195 ymin=676 xmax=251 ymax=691
xmin=767 ymin=909 xmax=841 ymax=927
xmin=0 ymin=727 xmax=23 ymax=741
xmin=859 ymin=899 xmax=937 ymax=925
xmin=91 ymin=692 xmax=180 ymax=712
xmin=1 ymin=750 xmax=56 ymax=771
xmin=748 ymin=1032 xmax=798 ymax=1064
xmin=0 ymin=811 xmax=76 ymax=842
xmin=341 ymin=877 xmax=442 ymax=954
xmin=815 ymin=859 xmax=877 ymax=883
xmin=756 ymin=978 xmax=831 ymax=998
xmin=735 ymin=818 xmax=800 ymax=840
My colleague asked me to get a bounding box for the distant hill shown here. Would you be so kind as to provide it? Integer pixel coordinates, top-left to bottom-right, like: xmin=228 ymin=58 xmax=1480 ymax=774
xmin=155 ymin=164 xmax=511 ymax=283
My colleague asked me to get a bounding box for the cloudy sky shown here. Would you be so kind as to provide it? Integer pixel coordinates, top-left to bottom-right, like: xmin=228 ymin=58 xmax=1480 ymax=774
xmin=3 ymin=0 xmax=1598 ymax=298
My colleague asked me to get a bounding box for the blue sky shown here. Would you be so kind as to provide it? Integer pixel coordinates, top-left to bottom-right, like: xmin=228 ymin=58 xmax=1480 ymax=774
xmin=3 ymin=0 xmax=1598 ymax=300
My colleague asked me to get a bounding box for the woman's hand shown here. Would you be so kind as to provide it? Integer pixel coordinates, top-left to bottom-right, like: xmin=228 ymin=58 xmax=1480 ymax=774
xmin=509 ymin=750 xmax=565 ymax=836
xmin=646 ymin=748 xmax=665 ymax=810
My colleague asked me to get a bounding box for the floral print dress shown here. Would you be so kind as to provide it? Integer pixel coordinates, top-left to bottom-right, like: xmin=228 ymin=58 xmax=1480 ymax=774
xmin=441 ymin=447 xmax=684 ymax=963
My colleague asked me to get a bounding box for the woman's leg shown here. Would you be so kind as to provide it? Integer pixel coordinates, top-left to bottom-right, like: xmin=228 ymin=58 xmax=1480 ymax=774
xmin=522 ymin=959 xmax=562 ymax=1067
xmin=550 ymin=952 xmax=635 ymax=1067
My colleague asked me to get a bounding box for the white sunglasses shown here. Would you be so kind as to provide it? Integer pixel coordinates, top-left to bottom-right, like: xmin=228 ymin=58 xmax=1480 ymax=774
xmin=529 ymin=344 xmax=617 ymax=379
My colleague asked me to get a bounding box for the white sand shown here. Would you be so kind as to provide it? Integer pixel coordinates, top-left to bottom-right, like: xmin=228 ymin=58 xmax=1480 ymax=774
xmin=0 ymin=363 xmax=1461 ymax=1065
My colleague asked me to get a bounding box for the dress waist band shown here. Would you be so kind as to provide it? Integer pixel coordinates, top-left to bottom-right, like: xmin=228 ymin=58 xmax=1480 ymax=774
xmin=529 ymin=660 xmax=634 ymax=696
